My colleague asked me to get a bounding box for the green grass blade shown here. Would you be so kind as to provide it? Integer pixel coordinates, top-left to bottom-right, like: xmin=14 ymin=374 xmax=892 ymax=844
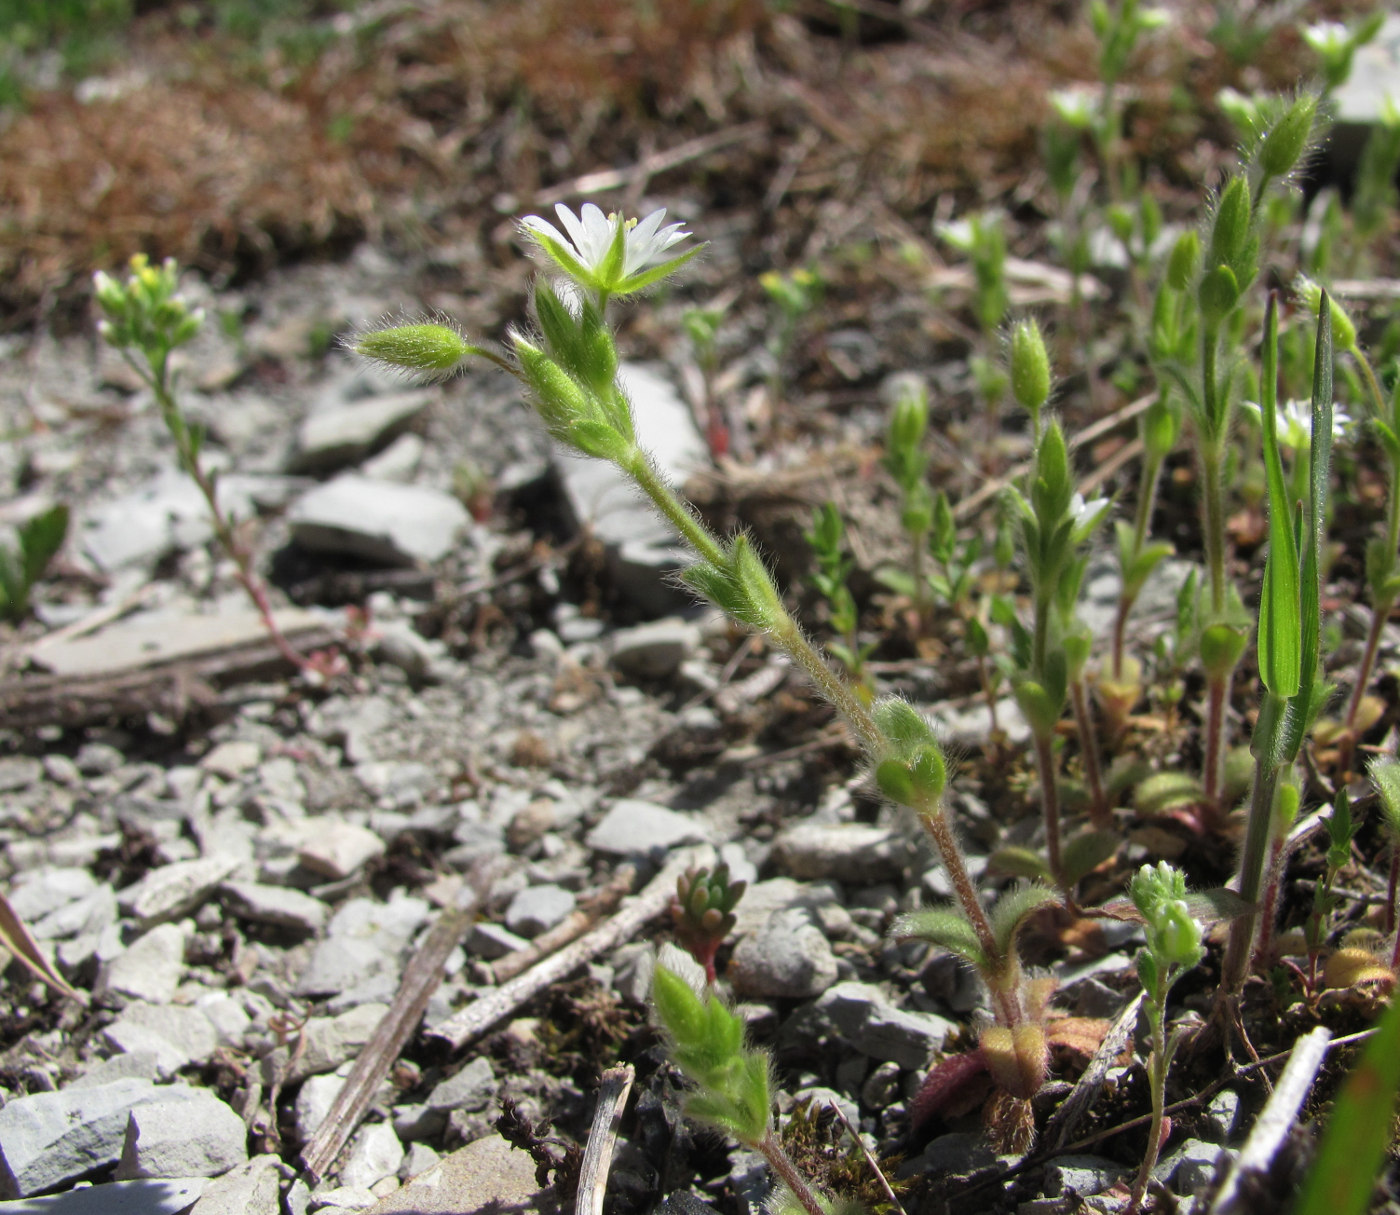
xmin=1294 ymin=998 xmax=1400 ymax=1215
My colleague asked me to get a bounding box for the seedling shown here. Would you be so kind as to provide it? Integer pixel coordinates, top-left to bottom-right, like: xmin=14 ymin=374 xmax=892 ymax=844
xmin=0 ymin=503 xmax=68 ymax=623
xmin=1125 ymin=862 xmax=1205 ymax=1215
xmin=670 ymin=862 xmax=747 ymax=986
xmin=93 ymin=255 xmax=334 ymax=676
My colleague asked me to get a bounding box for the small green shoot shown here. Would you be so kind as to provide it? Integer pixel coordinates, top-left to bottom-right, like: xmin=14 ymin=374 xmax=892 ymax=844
xmin=0 ymin=504 xmax=68 ymax=623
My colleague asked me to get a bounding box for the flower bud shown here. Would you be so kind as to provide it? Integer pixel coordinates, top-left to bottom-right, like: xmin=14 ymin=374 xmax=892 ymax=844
xmin=1142 ymin=397 xmax=1180 ymax=460
xmin=1209 ymin=175 xmax=1252 ymax=270
xmin=1258 ymin=93 xmax=1318 ymax=180
xmin=1295 ymin=276 xmax=1357 ymax=353
xmin=1030 ymin=420 xmax=1072 ymax=525
xmin=1197 ymin=264 xmax=1240 ymax=325
xmin=353 ymin=322 xmax=474 ymax=382
xmin=1009 ymin=319 xmax=1051 ymax=414
xmin=1165 ymin=229 xmax=1200 ymax=292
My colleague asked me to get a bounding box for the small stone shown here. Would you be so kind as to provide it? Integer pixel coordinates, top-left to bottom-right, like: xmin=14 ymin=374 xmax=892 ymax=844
xmin=101 ymin=1002 xmax=220 ymax=1076
xmin=361 ymin=432 xmax=426 ymax=482
xmin=584 ymin=799 xmax=708 ymax=858
xmin=71 ymin=1051 xmax=166 ymax=1089
xmin=861 ymin=1061 xmax=902 ymax=1107
xmin=291 ymin=391 xmax=431 ymax=474
xmin=312 ymin=1185 xmax=378 ymax=1212
xmin=0 ymin=1078 xmax=167 ymax=1198
xmin=340 ymin=1123 xmax=404 ymax=1190
xmin=400 ymin=1144 xmax=440 ymax=1181
xmin=1201 ymin=1089 xmax=1242 ymax=1142
xmin=1044 ymin=1155 xmax=1128 ymax=1197
xmin=295 ymin=1073 xmax=347 ymax=1141
xmin=772 ymin=823 xmax=912 ymax=884
xmin=294 ymin=894 xmax=428 ymax=998
xmin=119 ymin=857 xmax=241 ymax=928
xmin=426 ymin=1057 xmax=496 ymax=1113
xmin=288 ymin=475 xmax=470 ymax=566
xmin=504 ymin=885 xmax=576 ymax=938
xmin=296 ymin=820 xmax=387 ymax=880
xmin=355 ymin=1134 xmax=558 ymax=1214
xmin=728 ymin=909 xmax=838 ymax=1000
xmin=97 ymin=923 xmax=188 ymax=1006
xmin=0 ymin=755 xmax=42 ymax=792
xmin=608 ymin=618 xmax=702 ymax=681
xmin=467 ymin=922 xmax=529 ymax=960
xmin=1153 ymin=1138 xmax=1226 ymax=1190
xmin=115 ymin=1086 xmax=248 ymax=1179
xmin=262 ymin=1003 xmax=389 ymax=1084
xmin=187 ymin=1155 xmax=284 ymax=1215
xmin=812 ymin=981 xmax=955 ymax=1069
xmin=9 ymin=867 xmax=98 ymax=920
xmin=221 ymin=881 xmax=329 ymax=934
xmin=0 ymin=1178 xmax=207 ymax=1214
xmin=201 ymin=741 xmax=262 ymax=779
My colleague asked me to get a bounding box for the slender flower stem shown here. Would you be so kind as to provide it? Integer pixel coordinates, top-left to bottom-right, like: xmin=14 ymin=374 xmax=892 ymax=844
xmin=1126 ymin=1003 xmax=1169 ymax=1215
xmin=913 ymin=789 xmax=1002 ymax=975
xmin=626 ymin=446 xmax=884 ymax=757
xmin=1202 ymin=673 xmax=1229 ymax=813
xmin=134 ymin=355 xmax=312 ymax=673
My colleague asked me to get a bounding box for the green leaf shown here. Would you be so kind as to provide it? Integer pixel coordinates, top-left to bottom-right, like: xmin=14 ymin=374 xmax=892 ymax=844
xmin=1061 ymin=830 xmax=1121 ymax=885
xmin=1133 ymin=770 xmax=1204 ymax=816
xmin=1257 ymin=295 xmax=1301 ymax=698
xmin=18 ymin=504 xmax=68 ymax=594
xmin=889 ymin=908 xmax=987 ymax=969
xmin=1295 ymin=998 xmax=1400 ymax=1215
xmin=987 ymin=846 xmax=1053 ymax=882
xmin=873 ymin=567 xmax=917 ymax=598
xmin=988 ymin=883 xmax=1059 ymax=957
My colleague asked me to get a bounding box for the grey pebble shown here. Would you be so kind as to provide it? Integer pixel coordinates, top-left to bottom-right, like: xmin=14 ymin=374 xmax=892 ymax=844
xmin=772 ymin=823 xmax=912 ymax=884
xmin=220 ymin=880 xmax=328 ymax=934
xmin=96 ymin=923 xmax=188 ymax=1006
xmin=114 ymin=1086 xmax=248 ymax=1179
xmin=0 ymin=1178 xmax=206 ymax=1214
xmin=504 ymin=884 xmax=576 ymax=937
xmin=584 ymin=799 xmax=709 ymax=858
xmin=728 ymin=909 xmax=838 ymax=1000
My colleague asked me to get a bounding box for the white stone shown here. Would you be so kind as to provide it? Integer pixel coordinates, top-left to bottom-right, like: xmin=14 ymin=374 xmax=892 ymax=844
xmin=339 ymin=1122 xmax=404 ymax=1191
xmin=115 ymin=1086 xmax=248 ymax=1179
xmin=97 ymin=923 xmax=188 ymax=1005
xmin=288 ymin=476 xmax=470 ymax=566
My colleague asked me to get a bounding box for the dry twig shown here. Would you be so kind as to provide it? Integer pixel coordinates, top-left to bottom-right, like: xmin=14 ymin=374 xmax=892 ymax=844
xmin=576 ymin=1064 xmax=636 ymax=1215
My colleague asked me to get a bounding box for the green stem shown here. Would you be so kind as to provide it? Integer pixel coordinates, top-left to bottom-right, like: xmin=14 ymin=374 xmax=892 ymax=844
xmin=1126 ymin=998 xmax=1169 ymax=1215
xmin=1200 ymin=436 xmax=1227 ymax=618
xmin=1071 ymin=675 xmax=1111 ymax=830
xmin=626 ymin=448 xmax=727 ymax=567
xmin=1218 ymin=693 xmax=1286 ymax=1001
xmin=913 ymin=788 xmax=1004 ymax=982
xmin=1032 ymin=726 xmax=1066 ymax=893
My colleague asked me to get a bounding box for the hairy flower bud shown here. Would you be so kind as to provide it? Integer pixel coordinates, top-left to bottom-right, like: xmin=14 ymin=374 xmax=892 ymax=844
xmin=349 ymin=321 xmax=475 ymax=383
xmin=1010 ymin=319 xmax=1052 ymax=415
xmin=1258 ymin=93 xmax=1318 ymax=180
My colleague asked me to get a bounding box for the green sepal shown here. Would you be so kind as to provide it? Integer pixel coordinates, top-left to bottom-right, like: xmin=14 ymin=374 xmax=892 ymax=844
xmin=1209 ymin=175 xmax=1252 ymax=270
xmin=1199 ymin=622 xmax=1247 ymax=679
xmin=889 ymin=907 xmax=987 ymax=970
xmin=1010 ymin=318 xmax=1052 ymax=414
xmin=1030 ymin=420 xmax=1072 ymax=526
xmin=1257 ymin=92 xmax=1318 ymax=180
xmin=1198 ymin=264 xmax=1240 ymax=324
xmin=1165 ymin=229 xmax=1200 ymax=292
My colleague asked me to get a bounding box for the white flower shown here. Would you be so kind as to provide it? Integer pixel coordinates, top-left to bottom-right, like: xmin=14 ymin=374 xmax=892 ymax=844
xmin=519 ymin=202 xmax=695 ymax=295
xmin=1242 ymin=398 xmax=1352 ymax=450
xmin=1302 ymin=21 xmax=1348 ymax=57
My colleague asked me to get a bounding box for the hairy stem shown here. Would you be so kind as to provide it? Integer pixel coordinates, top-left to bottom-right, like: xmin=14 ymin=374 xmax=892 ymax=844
xmin=1070 ymin=675 xmax=1110 ymax=830
xmin=759 ymin=1131 xmax=829 ymax=1215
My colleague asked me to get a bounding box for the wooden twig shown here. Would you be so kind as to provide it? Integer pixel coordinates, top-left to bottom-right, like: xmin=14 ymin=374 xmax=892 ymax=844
xmin=427 ymin=847 xmax=716 ymax=1050
xmin=300 ymin=869 xmax=492 ymax=1181
xmin=482 ymin=864 xmax=638 ymax=985
xmin=576 ymin=1064 xmax=636 ymax=1215
xmin=1200 ymin=1025 xmax=1333 ymax=1215
xmin=826 ymin=1097 xmax=906 ymax=1215
xmin=0 ymin=623 xmax=341 ymax=731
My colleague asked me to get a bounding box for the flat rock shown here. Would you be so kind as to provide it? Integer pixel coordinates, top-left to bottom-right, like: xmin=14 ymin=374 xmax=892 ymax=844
xmin=288 ymin=475 xmax=469 ymax=566
xmin=504 ymin=885 xmax=576 ymax=938
xmin=96 ymin=923 xmax=188 ymax=1006
xmin=200 ymin=741 xmax=262 ymax=779
xmin=339 ymin=1123 xmax=404 ymax=1191
xmin=729 ymin=878 xmax=845 ymax=939
xmin=0 ymin=1178 xmax=205 ymax=1214
xmin=8 ymin=867 xmax=97 ymax=920
xmin=425 ymin=1058 xmax=495 ymax=1113
xmin=359 ymin=1134 xmax=558 ymax=1214
xmin=728 ymin=909 xmax=839 ymax=1000
xmin=553 ymin=363 xmax=707 ymax=616
xmin=771 ymin=823 xmax=912 ymax=884
xmin=295 ymin=1073 xmax=346 ymax=1141
xmin=220 ymin=881 xmax=328 ymax=934
xmin=294 ymin=894 xmax=428 ymax=998
xmin=812 ymin=981 xmax=955 ymax=1069
xmin=0 ymin=1079 xmax=167 ymax=1198
xmin=115 ymin=1086 xmax=248 ymax=1179
xmin=262 ymin=1003 xmax=389 ymax=1084
xmin=101 ymin=1002 xmax=220 ymax=1076
xmin=1044 ymin=1155 xmax=1127 ymax=1197
xmin=584 ymin=799 xmax=709 ymax=858
xmin=293 ymin=820 xmax=386 ymax=881
xmin=119 ymin=857 xmax=241 ymax=928
xmin=607 ymin=618 xmax=702 ymax=681
xmin=290 ymin=390 xmax=431 ymax=473
xmin=30 ymin=606 xmax=326 ymax=679
xmin=185 ymin=1155 xmax=283 ymax=1215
